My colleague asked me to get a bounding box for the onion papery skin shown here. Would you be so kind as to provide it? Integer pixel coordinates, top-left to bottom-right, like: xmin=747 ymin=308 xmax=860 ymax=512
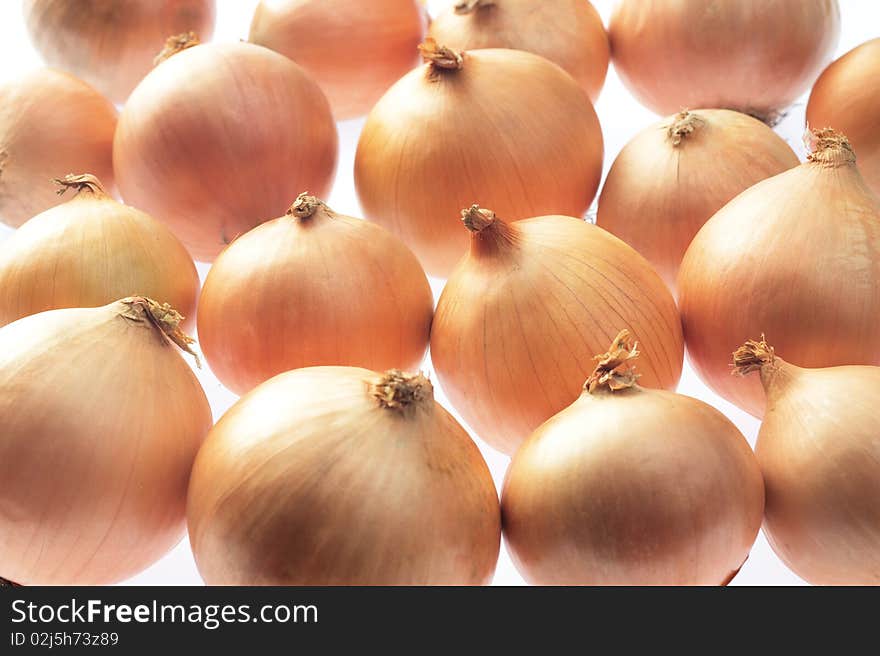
xmin=355 ymin=46 xmax=603 ymax=277
xmin=428 ymin=0 xmax=609 ymax=102
xmin=807 ymin=38 xmax=880 ymax=196
xmin=114 ymin=41 xmax=338 ymax=262
xmin=249 ymin=0 xmax=426 ymax=120
xmin=197 ymin=196 xmax=434 ymax=395
xmin=733 ymin=340 xmax=880 ymax=584
xmin=0 ymin=69 xmax=116 ymax=228
xmin=0 ymin=176 xmax=198 ymax=328
xmin=609 ymin=0 xmax=840 ymax=121
xmin=187 ymin=367 xmax=501 ymax=585
xmin=597 ymin=109 xmax=799 ymax=292
xmin=23 ymin=0 xmax=216 ymax=104
xmin=678 ymin=130 xmax=880 ymax=417
xmin=431 ymin=209 xmax=683 ymax=455
xmin=502 ymin=388 xmax=764 ymax=585
xmin=0 ymin=299 xmax=212 ymax=585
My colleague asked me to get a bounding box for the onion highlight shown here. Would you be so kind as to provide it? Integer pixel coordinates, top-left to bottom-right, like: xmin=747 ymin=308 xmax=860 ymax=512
xmin=187 ymin=366 xmax=501 ymax=585
xmin=428 ymin=0 xmax=609 ymax=102
xmin=502 ymin=331 xmax=764 ymax=585
xmin=678 ymin=128 xmax=880 ymax=417
xmin=0 ymin=298 xmax=211 ymax=585
xmin=355 ymin=40 xmax=603 ymax=276
xmin=431 ymin=205 xmax=683 ymax=455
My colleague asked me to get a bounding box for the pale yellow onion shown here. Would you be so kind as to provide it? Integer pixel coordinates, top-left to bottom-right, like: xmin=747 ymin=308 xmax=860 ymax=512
xmin=0 ymin=174 xmax=198 ymax=329
xmin=197 ymin=194 xmax=434 ymax=395
xmin=610 ymin=0 xmax=840 ymax=122
xmin=0 ymin=298 xmax=211 ymax=585
xmin=249 ymin=0 xmax=426 ymax=120
xmin=431 ymin=205 xmax=683 ymax=455
xmin=678 ymin=129 xmax=880 ymax=418
xmin=0 ymin=68 xmax=116 ymax=228
xmin=428 ymin=0 xmax=608 ymax=102
xmin=114 ymin=36 xmax=338 ymax=262
xmin=503 ymin=331 xmax=764 ymax=585
xmin=807 ymin=38 xmax=880 ymax=196
xmin=355 ymin=40 xmax=603 ymax=277
xmin=23 ymin=0 xmax=216 ymax=103
xmin=597 ymin=109 xmax=798 ymax=291
xmin=187 ymin=367 xmax=501 ymax=585
xmin=733 ymin=337 xmax=880 ymax=584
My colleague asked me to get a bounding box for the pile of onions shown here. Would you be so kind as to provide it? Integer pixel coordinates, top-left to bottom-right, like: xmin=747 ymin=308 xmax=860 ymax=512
xmin=114 ymin=34 xmax=338 ymax=262
xmin=733 ymin=337 xmax=880 ymax=584
xmin=0 ymin=174 xmax=198 ymax=328
xmin=23 ymin=0 xmax=216 ymax=103
xmin=0 ymin=69 xmax=116 ymax=228
xmin=431 ymin=205 xmax=683 ymax=454
xmin=355 ymin=40 xmax=603 ymax=276
xmin=609 ymin=0 xmax=841 ymax=122
xmin=0 ymin=298 xmax=211 ymax=585
xmin=597 ymin=109 xmax=798 ymax=291
xmin=502 ymin=331 xmax=764 ymax=585
xmin=428 ymin=0 xmax=609 ymax=102
xmin=187 ymin=366 xmax=501 ymax=585
xmin=678 ymin=128 xmax=880 ymax=417
xmin=807 ymin=38 xmax=880 ymax=196
xmin=249 ymin=0 xmax=426 ymax=120
xmin=198 ymin=193 xmax=434 ymax=395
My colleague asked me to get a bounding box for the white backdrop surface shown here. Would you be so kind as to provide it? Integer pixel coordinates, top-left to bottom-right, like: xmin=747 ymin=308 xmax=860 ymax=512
xmin=0 ymin=0 xmax=877 ymax=586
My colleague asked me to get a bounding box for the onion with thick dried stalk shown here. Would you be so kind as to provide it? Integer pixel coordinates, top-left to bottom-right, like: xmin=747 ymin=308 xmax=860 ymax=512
xmin=197 ymin=193 xmax=434 ymax=395
xmin=431 ymin=205 xmax=683 ymax=455
xmin=502 ymin=331 xmax=764 ymax=585
xmin=678 ymin=128 xmax=880 ymax=417
xmin=187 ymin=366 xmax=500 ymax=585
xmin=597 ymin=109 xmax=799 ymax=291
xmin=0 ymin=298 xmax=211 ymax=585
xmin=0 ymin=174 xmax=198 ymax=329
xmin=22 ymin=0 xmax=216 ymax=103
xmin=249 ymin=0 xmax=426 ymax=120
xmin=609 ymin=0 xmax=840 ymax=122
xmin=807 ymin=38 xmax=880 ymax=196
xmin=355 ymin=40 xmax=603 ymax=277
xmin=114 ymin=34 xmax=338 ymax=262
xmin=428 ymin=0 xmax=608 ymax=102
xmin=0 ymin=68 xmax=116 ymax=229
xmin=733 ymin=337 xmax=880 ymax=585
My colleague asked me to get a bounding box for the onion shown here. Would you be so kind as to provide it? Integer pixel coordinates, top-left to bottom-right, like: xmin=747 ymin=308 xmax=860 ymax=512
xmin=355 ymin=40 xmax=603 ymax=276
xmin=609 ymin=0 xmax=841 ymax=122
xmin=0 ymin=68 xmax=116 ymax=228
xmin=198 ymin=193 xmax=434 ymax=395
xmin=114 ymin=35 xmax=338 ymax=262
xmin=733 ymin=337 xmax=880 ymax=584
xmin=502 ymin=331 xmax=764 ymax=585
xmin=678 ymin=128 xmax=880 ymax=417
xmin=187 ymin=366 xmax=500 ymax=585
xmin=428 ymin=0 xmax=609 ymax=102
xmin=0 ymin=298 xmax=211 ymax=585
xmin=597 ymin=109 xmax=799 ymax=291
xmin=22 ymin=0 xmax=216 ymax=103
xmin=431 ymin=205 xmax=683 ymax=455
xmin=249 ymin=0 xmax=426 ymax=120
xmin=807 ymin=38 xmax=880 ymax=196
xmin=0 ymin=174 xmax=198 ymax=329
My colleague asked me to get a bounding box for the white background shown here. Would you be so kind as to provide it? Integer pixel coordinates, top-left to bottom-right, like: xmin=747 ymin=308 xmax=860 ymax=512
xmin=0 ymin=0 xmax=877 ymax=586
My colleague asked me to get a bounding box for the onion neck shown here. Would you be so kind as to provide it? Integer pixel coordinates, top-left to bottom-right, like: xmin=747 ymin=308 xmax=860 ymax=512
xmin=462 ymin=205 xmax=519 ymax=258
xmin=805 ymin=128 xmax=857 ymax=169
xmin=418 ymin=39 xmax=464 ymax=72
xmin=454 ymin=0 xmax=496 ymax=13
xmin=583 ymin=330 xmax=641 ymax=395
xmin=732 ymin=336 xmax=795 ymax=395
xmin=667 ymin=110 xmax=706 ymax=147
xmin=54 ymin=173 xmax=109 ymax=199
xmin=154 ymin=31 xmax=200 ymax=66
xmin=286 ymin=192 xmax=331 ymax=224
xmin=118 ymin=297 xmax=200 ymax=366
xmin=369 ymin=370 xmax=433 ymax=416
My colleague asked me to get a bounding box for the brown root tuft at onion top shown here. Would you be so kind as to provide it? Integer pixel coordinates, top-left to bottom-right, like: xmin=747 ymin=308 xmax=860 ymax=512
xmin=732 ymin=335 xmax=777 ymax=377
xmin=369 ymin=370 xmax=433 ymax=414
xmin=584 ymin=330 xmax=641 ymax=394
